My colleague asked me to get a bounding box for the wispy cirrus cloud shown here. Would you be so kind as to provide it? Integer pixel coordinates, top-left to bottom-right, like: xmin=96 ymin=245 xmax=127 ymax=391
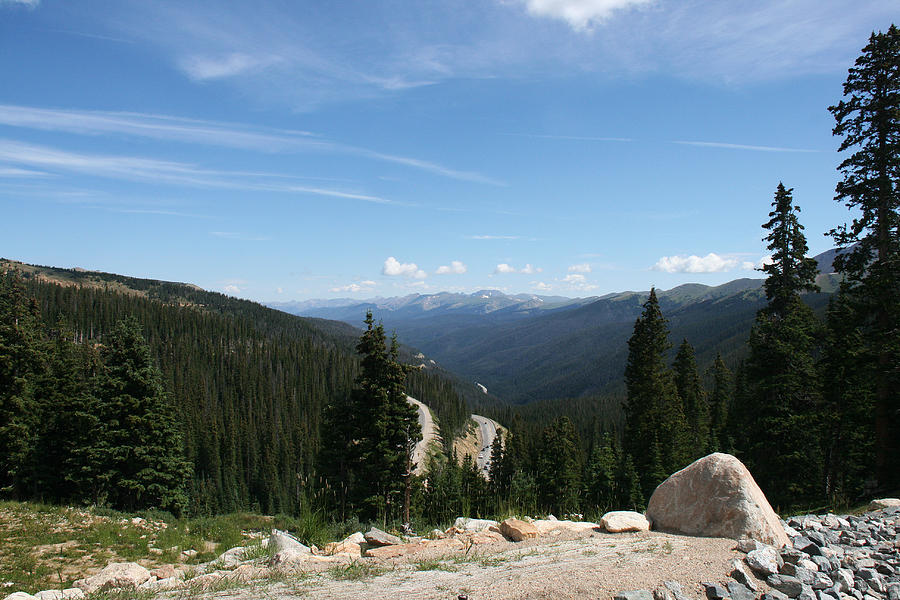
xmin=210 ymin=231 xmax=271 ymax=241
xmin=1 ymin=0 xmax=39 ymax=7
xmin=0 ymin=104 xmax=499 ymax=185
xmin=0 ymin=139 xmax=391 ymax=203
xmin=180 ymin=52 xmax=283 ymax=80
xmin=673 ymin=140 xmax=820 ymax=153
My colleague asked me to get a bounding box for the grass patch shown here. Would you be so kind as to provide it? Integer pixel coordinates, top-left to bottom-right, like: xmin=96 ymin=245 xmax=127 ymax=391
xmin=413 ymin=558 xmax=459 ymax=572
xmin=327 ymin=560 xmax=387 ymax=581
xmin=85 ymin=589 xmax=155 ymax=600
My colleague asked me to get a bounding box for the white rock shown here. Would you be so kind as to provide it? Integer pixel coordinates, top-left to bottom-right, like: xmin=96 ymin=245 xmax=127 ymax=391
xmin=73 ymin=562 xmax=152 ymax=594
xmin=868 ymin=498 xmax=900 ymax=511
xmin=646 ymin=453 xmax=790 ymax=547
xmin=5 ymin=593 xmax=38 ymax=600
xmin=452 ymin=517 xmax=499 ymax=532
xmin=601 ymin=511 xmax=650 ymax=533
xmin=746 ymin=546 xmax=781 ymax=576
xmin=268 ymin=529 xmax=311 ymax=567
xmin=216 ymin=546 xmax=247 ymax=568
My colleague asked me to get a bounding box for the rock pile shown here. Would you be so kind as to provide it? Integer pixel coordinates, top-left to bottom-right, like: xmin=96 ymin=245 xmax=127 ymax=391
xmin=616 ymin=500 xmax=900 ymax=600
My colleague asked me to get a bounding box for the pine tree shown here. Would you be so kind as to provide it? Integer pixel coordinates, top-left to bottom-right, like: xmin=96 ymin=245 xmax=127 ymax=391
xmin=673 ymin=339 xmax=709 ymax=459
xmin=623 ymin=289 xmax=689 ymax=497
xmin=97 ymin=317 xmax=192 ymax=514
xmin=342 ymin=311 xmax=420 ymax=520
xmin=762 ymin=183 xmax=820 ymax=313
xmin=0 ymin=269 xmax=44 ymax=497
xmin=820 ymin=286 xmax=876 ymax=502
xmin=744 ymin=184 xmax=822 ymax=506
xmin=705 ymin=354 xmax=732 ymax=453
xmin=828 ymin=25 xmax=900 ymax=487
xmin=583 ymin=431 xmax=618 ymax=513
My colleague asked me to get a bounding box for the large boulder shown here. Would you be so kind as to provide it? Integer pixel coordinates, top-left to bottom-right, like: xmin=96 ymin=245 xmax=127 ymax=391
xmin=73 ymin=562 xmax=152 ymax=593
xmin=452 ymin=517 xmax=499 ymax=532
xmin=868 ymin=498 xmax=900 ymax=511
xmin=499 ymin=518 xmax=539 ymax=542
xmin=601 ymin=511 xmax=650 ymax=533
xmin=646 ymin=453 xmax=789 ymax=547
xmin=364 ymin=527 xmax=402 ymax=547
xmin=268 ymin=529 xmax=312 ymax=567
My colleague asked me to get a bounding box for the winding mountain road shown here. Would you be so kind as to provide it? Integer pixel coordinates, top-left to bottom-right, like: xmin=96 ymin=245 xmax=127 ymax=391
xmin=407 ymin=396 xmax=440 ymax=476
xmin=471 ymin=414 xmax=500 ymax=478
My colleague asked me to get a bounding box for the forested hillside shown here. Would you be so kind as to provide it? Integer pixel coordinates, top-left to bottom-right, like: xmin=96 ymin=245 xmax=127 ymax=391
xmin=0 ymin=261 xmax=471 ymax=516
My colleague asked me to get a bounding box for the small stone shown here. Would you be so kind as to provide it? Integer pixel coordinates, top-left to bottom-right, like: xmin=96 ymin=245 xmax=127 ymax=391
xmin=836 ymin=570 xmax=854 ymax=593
xmin=763 ymin=591 xmax=791 ymax=600
xmin=654 ymin=581 xmax=691 ymax=600
xmin=768 ymin=574 xmax=804 ymax=597
xmin=798 ymin=586 xmax=817 ymax=600
xmin=812 ymin=574 xmax=834 ymax=591
xmin=702 ymin=582 xmax=730 ymax=600
xmin=731 ymin=558 xmax=760 ymax=592
xmin=748 ymin=547 xmax=782 ymax=576
xmin=616 ymin=592 xmax=655 ymax=600
xmin=738 ymin=539 xmax=765 ymax=553
xmin=885 ymin=584 xmax=899 ymax=600
xmin=727 ymin=581 xmax=756 ymax=600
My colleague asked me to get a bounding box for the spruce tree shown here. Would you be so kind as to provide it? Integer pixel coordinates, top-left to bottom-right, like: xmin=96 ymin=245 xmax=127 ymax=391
xmin=97 ymin=317 xmax=192 ymax=514
xmin=744 ymin=184 xmax=822 ymax=506
xmin=673 ymin=339 xmax=709 ymax=459
xmin=706 ymin=354 xmax=732 ymax=453
xmin=828 ymin=25 xmax=900 ymax=487
xmin=0 ymin=269 xmax=44 ymax=497
xmin=623 ymin=289 xmax=689 ymax=497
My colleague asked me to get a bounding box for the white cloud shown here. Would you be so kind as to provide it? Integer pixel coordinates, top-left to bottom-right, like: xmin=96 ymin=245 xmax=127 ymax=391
xmin=533 ymin=281 xmax=553 ymax=291
xmin=742 ymin=255 xmax=774 ymax=271
xmin=495 ymin=263 xmax=542 ymax=274
xmin=179 ymin=53 xmax=282 ymax=81
xmin=276 ymin=287 xmax=284 ymax=294
xmin=517 ymin=0 xmax=655 ymax=30
xmin=563 ymin=273 xmax=586 ymax=283
xmin=223 ymin=284 xmax=241 ymax=295
xmin=0 ymin=0 xmax=39 ymax=7
xmin=435 ymin=260 xmax=467 ymax=275
xmin=568 ymin=263 xmax=591 ymax=273
xmin=383 ymin=257 xmax=427 ymax=279
xmin=0 ymin=166 xmax=49 ymax=177
xmin=652 ymin=253 xmax=739 ymax=273
xmin=330 ymin=280 xmax=376 ymax=293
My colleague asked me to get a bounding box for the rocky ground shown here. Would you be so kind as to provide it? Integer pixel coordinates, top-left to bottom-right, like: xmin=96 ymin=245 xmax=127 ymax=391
xmin=5 ymin=502 xmax=897 ymax=600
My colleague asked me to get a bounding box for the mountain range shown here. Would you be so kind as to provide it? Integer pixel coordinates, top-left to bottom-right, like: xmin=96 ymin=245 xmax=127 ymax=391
xmin=270 ymin=250 xmax=841 ymax=404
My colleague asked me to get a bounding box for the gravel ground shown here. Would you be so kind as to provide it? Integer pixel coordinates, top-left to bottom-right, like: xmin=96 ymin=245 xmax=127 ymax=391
xmin=167 ymin=529 xmax=748 ymax=600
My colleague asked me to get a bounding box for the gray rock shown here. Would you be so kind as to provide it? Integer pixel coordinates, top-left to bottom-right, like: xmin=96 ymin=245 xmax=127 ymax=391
xmin=731 ymin=558 xmax=760 ymax=592
xmin=763 ymin=591 xmax=791 ymax=600
xmin=836 ymin=569 xmax=855 ymax=593
xmin=782 ymin=563 xmax=815 ymax=584
xmin=748 ymin=547 xmax=782 ymax=576
xmin=885 ymin=584 xmax=899 ymax=600
xmin=615 ymin=591 xmax=655 ymax=600
xmin=813 ymin=574 xmax=835 ymax=591
xmin=73 ymin=562 xmax=151 ymax=594
xmin=798 ymin=586 xmax=816 ymax=600
xmin=809 ymin=556 xmax=831 ymax=572
xmin=817 ymin=592 xmax=839 ymax=600
xmin=267 ymin=529 xmax=312 ymax=567
xmin=768 ymin=574 xmax=804 ymax=598
xmin=739 ymin=539 xmax=766 ymax=553
xmin=364 ymin=527 xmax=403 ymax=546
xmin=727 ymin=581 xmax=756 ymax=600
xmin=702 ymin=582 xmax=730 ymax=600
xmin=654 ymin=581 xmax=691 ymax=600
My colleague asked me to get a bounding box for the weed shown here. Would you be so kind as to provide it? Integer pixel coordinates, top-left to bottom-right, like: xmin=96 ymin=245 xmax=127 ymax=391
xmin=86 ymin=589 xmax=154 ymax=600
xmin=327 ymin=560 xmax=387 ymax=581
xmin=413 ymin=559 xmax=458 ymax=572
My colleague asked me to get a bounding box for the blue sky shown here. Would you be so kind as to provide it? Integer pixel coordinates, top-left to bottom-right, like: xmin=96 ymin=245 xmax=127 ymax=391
xmin=1 ymin=0 xmax=895 ymax=301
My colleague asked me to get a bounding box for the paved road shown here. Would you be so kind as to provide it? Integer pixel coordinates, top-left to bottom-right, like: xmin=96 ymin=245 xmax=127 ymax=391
xmin=471 ymin=414 xmax=499 ymax=478
xmin=407 ymin=396 xmax=439 ymax=476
